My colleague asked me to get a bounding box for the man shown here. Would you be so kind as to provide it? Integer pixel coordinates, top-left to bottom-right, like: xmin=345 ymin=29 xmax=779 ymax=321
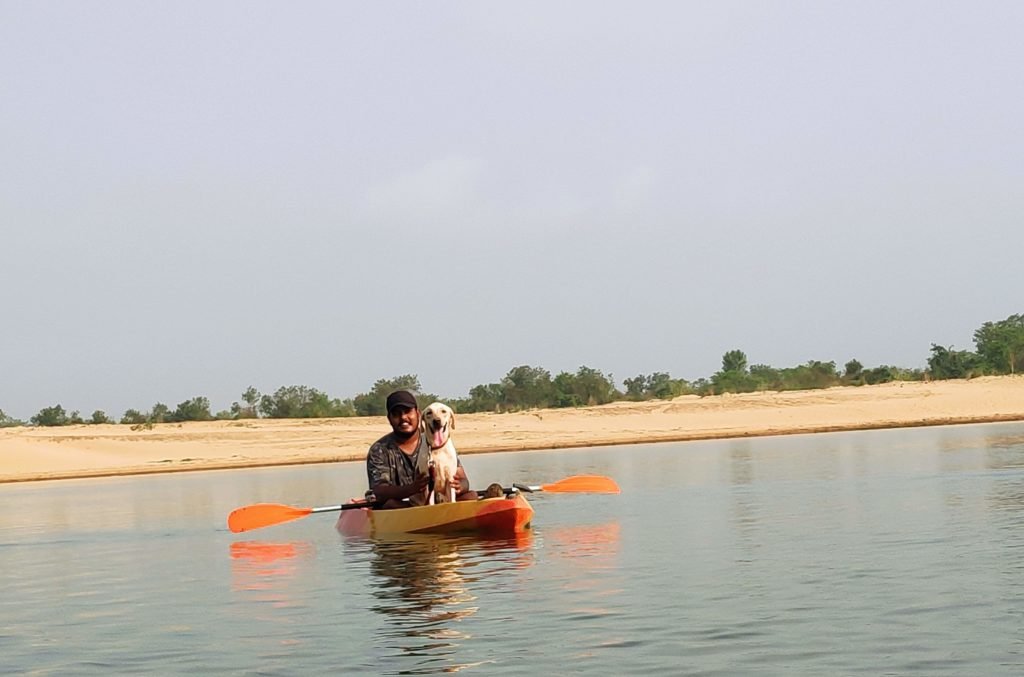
xmin=366 ymin=390 xmax=477 ymax=508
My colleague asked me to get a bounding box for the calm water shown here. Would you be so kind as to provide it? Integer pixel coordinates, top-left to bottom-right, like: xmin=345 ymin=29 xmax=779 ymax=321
xmin=4 ymin=422 xmax=1024 ymax=675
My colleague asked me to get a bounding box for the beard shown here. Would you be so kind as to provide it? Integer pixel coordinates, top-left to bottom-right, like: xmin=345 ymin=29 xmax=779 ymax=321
xmin=392 ymin=427 xmax=418 ymax=442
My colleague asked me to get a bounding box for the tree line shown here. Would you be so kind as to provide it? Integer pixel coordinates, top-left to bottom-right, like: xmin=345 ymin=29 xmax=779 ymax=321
xmin=2 ymin=313 xmax=1021 ymax=428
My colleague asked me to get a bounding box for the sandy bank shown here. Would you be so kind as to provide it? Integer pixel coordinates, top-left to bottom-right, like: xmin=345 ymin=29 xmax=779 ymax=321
xmin=2 ymin=376 xmax=1023 ymax=484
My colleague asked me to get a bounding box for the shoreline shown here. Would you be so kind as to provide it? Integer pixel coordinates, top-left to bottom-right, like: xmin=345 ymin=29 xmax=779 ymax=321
xmin=3 ymin=376 xmax=1023 ymax=485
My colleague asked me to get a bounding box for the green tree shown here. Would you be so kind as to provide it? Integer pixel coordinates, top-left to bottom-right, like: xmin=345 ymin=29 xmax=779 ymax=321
xmin=451 ymin=383 xmax=504 ymax=413
xmin=749 ymin=364 xmax=782 ymax=390
xmin=121 ymin=409 xmax=147 ymax=424
xmin=712 ymin=350 xmax=756 ymax=394
xmin=788 ymin=360 xmax=839 ymax=389
xmin=150 ymin=403 xmax=169 ymax=423
xmin=501 ymin=365 xmax=554 ymax=410
xmin=0 ymin=409 xmax=23 ymax=427
xmin=974 ymin=313 xmax=1024 ymax=374
xmin=691 ymin=377 xmax=712 ymax=395
xmin=648 ymin=372 xmax=689 ymax=399
xmin=721 ymin=349 xmax=748 ymax=373
xmin=90 ymin=410 xmax=111 ymax=424
xmin=335 ymin=397 xmax=357 ymax=417
xmin=862 ymin=365 xmax=896 ymax=385
xmin=31 ymin=404 xmax=69 ymax=427
xmin=573 ymin=366 xmax=618 ymax=405
xmin=552 ymin=371 xmax=582 ymax=407
xmin=352 ymin=375 xmax=424 ymax=417
xmin=239 ymin=386 xmax=261 ymax=418
xmin=550 ymin=366 xmax=617 ymax=407
xmin=927 ymin=344 xmax=980 ymax=379
xmin=622 ymin=373 xmax=690 ymax=401
xmin=260 ymin=386 xmax=315 ymax=418
xmin=169 ymin=397 xmax=213 ymax=422
xmin=622 ymin=375 xmax=648 ymax=401
xmin=843 ymin=359 xmax=864 ymax=384
xmin=260 ymin=385 xmax=354 ymax=419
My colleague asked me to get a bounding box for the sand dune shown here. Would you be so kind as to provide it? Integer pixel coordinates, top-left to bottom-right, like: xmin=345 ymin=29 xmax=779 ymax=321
xmin=2 ymin=376 xmax=1023 ymax=483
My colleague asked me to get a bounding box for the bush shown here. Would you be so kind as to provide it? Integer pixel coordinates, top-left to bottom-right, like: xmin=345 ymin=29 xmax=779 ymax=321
xmin=121 ymin=409 xmax=147 ymax=425
xmin=0 ymin=409 xmax=24 ymax=428
xmin=261 ymin=385 xmax=356 ymax=418
xmin=168 ymin=397 xmax=213 ymax=422
xmin=31 ymin=405 xmax=69 ymax=427
xmin=352 ymin=376 xmax=426 ymax=417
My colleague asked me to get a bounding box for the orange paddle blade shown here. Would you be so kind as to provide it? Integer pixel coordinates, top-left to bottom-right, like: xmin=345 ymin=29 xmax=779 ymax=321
xmin=227 ymin=503 xmax=313 ymax=533
xmin=540 ymin=475 xmax=621 ymax=494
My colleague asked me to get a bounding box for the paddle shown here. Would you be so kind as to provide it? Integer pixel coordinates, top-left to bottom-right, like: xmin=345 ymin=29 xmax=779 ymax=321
xmin=228 ymin=500 xmax=376 ymax=534
xmin=227 ymin=474 xmax=620 ymax=533
xmin=512 ymin=474 xmax=621 ymax=494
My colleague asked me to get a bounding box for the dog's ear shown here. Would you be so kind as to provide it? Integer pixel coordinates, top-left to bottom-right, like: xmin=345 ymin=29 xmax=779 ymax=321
xmin=419 ymin=416 xmax=425 ymax=433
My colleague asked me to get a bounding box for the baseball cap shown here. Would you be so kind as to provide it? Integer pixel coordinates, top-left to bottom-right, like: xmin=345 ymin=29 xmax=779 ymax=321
xmin=385 ymin=390 xmax=418 ymax=413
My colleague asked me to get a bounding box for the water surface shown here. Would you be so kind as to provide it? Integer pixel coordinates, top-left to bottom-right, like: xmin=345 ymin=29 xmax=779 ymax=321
xmin=3 ymin=422 xmax=1024 ymax=674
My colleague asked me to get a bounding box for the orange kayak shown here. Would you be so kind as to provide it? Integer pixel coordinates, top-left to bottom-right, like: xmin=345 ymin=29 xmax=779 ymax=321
xmin=336 ymin=493 xmax=534 ymax=537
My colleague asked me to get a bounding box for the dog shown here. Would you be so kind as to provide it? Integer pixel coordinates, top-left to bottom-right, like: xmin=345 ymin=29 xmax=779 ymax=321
xmin=420 ymin=402 xmax=459 ymax=504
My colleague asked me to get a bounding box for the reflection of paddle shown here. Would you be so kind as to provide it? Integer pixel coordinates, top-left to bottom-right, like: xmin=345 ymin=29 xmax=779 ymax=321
xmin=229 ymin=541 xmax=309 ymax=562
xmin=512 ymin=475 xmax=620 ymax=494
xmin=227 ymin=475 xmax=620 ymax=533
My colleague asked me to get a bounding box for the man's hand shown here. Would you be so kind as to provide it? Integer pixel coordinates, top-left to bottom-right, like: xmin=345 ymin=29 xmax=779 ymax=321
xmin=452 ymin=466 xmax=478 ymax=501
xmin=372 ymin=475 xmax=430 ymax=504
xmin=453 ymin=466 xmax=469 ymax=494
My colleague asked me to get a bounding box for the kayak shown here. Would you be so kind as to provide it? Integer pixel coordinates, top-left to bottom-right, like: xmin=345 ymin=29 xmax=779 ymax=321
xmin=336 ymin=493 xmax=534 ymax=537
xmin=227 ymin=476 xmax=615 ymax=535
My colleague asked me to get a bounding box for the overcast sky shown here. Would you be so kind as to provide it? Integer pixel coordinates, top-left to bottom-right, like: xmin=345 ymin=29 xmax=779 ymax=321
xmin=2 ymin=2 xmax=1021 ymax=420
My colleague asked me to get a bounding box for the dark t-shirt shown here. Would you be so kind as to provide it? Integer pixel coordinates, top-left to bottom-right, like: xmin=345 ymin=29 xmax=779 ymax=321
xmin=366 ymin=432 xmax=429 ymax=494
xmin=366 ymin=432 xmax=463 ymax=506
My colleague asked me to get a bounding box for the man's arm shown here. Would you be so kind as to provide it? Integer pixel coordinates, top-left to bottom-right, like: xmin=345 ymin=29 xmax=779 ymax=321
xmin=454 ymin=465 xmax=478 ymax=501
xmin=371 ymin=475 xmax=429 ymax=503
xmin=366 ymin=442 xmax=429 ymax=504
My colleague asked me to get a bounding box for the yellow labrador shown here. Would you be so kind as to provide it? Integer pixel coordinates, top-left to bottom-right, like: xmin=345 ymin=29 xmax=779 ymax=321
xmin=420 ymin=402 xmax=459 ymax=504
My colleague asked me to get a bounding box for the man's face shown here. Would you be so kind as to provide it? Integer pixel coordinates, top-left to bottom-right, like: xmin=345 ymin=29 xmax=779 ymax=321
xmin=387 ymin=405 xmax=420 ymax=439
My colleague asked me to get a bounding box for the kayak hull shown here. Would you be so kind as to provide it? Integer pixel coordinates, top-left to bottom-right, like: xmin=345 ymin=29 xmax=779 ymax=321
xmin=336 ymin=493 xmax=534 ymax=537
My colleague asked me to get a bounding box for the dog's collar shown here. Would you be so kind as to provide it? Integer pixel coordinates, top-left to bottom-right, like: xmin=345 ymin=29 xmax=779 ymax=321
xmin=429 ymin=440 xmax=449 ymax=451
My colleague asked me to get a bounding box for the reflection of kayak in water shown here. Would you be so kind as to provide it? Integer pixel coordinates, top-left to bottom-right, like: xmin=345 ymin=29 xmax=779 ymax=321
xmin=336 ymin=493 xmax=534 ymax=537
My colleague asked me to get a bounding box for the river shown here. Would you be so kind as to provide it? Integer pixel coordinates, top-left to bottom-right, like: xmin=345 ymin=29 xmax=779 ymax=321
xmin=3 ymin=422 xmax=1024 ymax=674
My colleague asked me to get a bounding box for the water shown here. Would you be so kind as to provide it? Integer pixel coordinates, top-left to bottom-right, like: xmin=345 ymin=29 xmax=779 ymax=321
xmin=3 ymin=422 xmax=1024 ymax=675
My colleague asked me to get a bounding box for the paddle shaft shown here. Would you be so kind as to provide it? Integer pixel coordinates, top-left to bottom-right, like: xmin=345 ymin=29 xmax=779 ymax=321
xmin=311 ymin=503 xmax=368 ymax=514
xmin=513 ymin=475 xmax=621 ymax=494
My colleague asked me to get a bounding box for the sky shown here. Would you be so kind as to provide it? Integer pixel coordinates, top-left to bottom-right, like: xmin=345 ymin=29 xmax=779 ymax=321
xmin=2 ymin=2 xmax=1022 ymax=420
